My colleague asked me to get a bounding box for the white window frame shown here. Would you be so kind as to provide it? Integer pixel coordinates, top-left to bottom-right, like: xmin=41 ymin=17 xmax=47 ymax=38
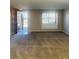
xmin=42 ymin=11 xmax=58 ymax=29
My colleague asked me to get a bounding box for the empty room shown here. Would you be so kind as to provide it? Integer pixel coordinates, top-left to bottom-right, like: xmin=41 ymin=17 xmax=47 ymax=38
xmin=10 ymin=0 xmax=69 ymax=59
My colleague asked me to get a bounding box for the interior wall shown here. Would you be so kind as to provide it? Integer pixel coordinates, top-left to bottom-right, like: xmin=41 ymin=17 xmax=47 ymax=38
xmin=10 ymin=7 xmax=19 ymax=35
xmin=64 ymin=9 xmax=69 ymax=34
xmin=28 ymin=10 xmax=64 ymax=32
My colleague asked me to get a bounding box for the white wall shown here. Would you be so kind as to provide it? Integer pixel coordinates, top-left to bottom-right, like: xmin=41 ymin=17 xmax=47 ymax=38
xmin=28 ymin=10 xmax=64 ymax=32
xmin=64 ymin=9 xmax=69 ymax=34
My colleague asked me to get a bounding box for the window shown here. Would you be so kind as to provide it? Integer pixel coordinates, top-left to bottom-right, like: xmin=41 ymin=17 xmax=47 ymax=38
xmin=22 ymin=12 xmax=28 ymax=28
xmin=17 ymin=11 xmax=29 ymax=34
xmin=42 ymin=11 xmax=58 ymax=29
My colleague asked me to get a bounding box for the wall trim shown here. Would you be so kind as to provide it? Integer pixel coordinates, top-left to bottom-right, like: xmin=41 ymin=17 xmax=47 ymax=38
xmin=30 ymin=30 xmax=63 ymax=33
xmin=63 ymin=31 xmax=69 ymax=35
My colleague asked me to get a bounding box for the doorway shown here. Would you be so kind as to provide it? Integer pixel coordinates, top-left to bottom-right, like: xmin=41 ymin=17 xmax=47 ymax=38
xmin=17 ymin=11 xmax=28 ymax=35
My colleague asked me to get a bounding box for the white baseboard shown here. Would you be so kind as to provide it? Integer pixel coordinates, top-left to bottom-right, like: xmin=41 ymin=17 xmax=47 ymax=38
xmin=63 ymin=31 xmax=69 ymax=35
xmin=30 ymin=30 xmax=63 ymax=32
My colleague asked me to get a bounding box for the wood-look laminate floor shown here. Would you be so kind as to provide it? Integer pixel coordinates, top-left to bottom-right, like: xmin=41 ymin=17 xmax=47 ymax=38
xmin=10 ymin=32 xmax=69 ymax=59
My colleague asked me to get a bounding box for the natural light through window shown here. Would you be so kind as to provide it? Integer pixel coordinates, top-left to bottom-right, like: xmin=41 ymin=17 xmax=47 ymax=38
xmin=42 ymin=11 xmax=58 ymax=29
xmin=22 ymin=11 xmax=28 ymax=28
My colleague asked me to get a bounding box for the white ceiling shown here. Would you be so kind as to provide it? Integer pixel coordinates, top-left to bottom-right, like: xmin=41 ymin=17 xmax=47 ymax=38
xmin=10 ymin=0 xmax=69 ymax=10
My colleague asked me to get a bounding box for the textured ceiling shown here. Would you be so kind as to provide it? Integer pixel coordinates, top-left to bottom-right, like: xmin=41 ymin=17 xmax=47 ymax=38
xmin=10 ymin=0 xmax=69 ymax=10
